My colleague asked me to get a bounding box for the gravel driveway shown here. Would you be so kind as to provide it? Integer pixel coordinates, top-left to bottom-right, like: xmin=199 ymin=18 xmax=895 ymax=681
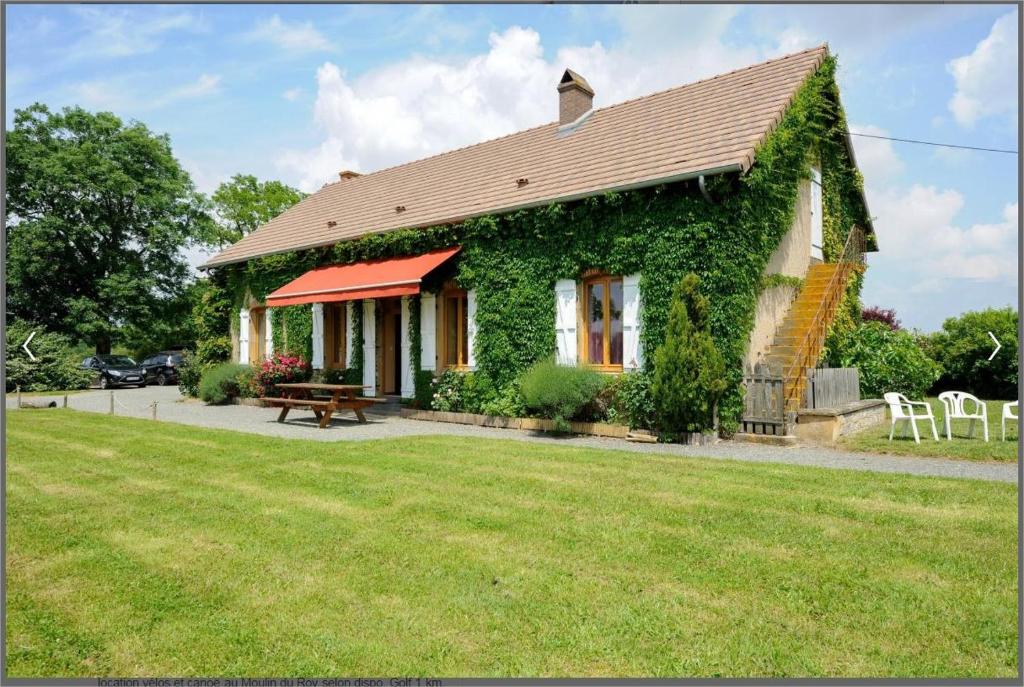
xmin=7 ymin=386 xmax=1018 ymax=483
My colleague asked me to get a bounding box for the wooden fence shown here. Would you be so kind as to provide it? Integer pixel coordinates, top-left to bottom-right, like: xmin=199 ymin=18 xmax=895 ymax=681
xmin=742 ymin=362 xmax=789 ymax=436
xmin=803 ymin=367 xmax=860 ymax=409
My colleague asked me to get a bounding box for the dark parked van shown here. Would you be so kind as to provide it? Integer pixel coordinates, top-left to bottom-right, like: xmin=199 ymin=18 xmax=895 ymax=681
xmin=140 ymin=351 xmax=185 ymax=386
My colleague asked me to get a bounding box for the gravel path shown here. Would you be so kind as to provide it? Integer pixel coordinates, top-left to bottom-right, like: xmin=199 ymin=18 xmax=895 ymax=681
xmin=7 ymin=386 xmax=1018 ymax=483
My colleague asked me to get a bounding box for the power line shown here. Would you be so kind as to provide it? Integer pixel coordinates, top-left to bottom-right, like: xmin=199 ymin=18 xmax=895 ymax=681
xmin=846 ymin=131 xmax=1018 ymax=155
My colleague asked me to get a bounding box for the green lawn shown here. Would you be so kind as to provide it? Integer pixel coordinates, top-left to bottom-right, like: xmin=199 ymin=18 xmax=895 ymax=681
xmin=6 ymin=410 xmax=1018 ymax=677
xmin=841 ymin=398 xmax=1019 ymax=462
xmin=6 ymin=389 xmax=87 ymax=398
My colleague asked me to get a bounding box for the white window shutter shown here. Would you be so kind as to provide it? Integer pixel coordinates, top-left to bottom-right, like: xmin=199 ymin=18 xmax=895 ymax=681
xmin=810 ymin=166 xmax=823 ymax=260
xmin=466 ymin=290 xmax=478 ymax=370
xmin=362 ymin=300 xmax=376 ymax=396
xmin=238 ymin=308 xmax=250 ymax=364
xmin=420 ymin=293 xmax=437 ymax=371
xmin=622 ymin=274 xmax=642 ymax=371
xmin=264 ymin=308 xmax=274 ymax=357
xmin=345 ymin=301 xmax=355 ymax=367
xmin=311 ymin=303 xmax=325 ymax=370
xmin=554 ymin=279 xmax=578 ymax=365
xmin=400 ymin=297 xmax=414 ymax=397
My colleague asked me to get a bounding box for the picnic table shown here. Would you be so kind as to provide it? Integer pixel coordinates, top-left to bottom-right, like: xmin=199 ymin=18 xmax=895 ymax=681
xmin=259 ymin=382 xmax=379 ymax=429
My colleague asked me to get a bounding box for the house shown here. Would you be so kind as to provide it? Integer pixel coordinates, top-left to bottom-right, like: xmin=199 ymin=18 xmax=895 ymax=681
xmin=203 ymin=45 xmax=875 ymax=425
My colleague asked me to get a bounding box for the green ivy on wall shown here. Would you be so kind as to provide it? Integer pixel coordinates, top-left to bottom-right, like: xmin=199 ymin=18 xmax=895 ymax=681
xmin=272 ymin=305 xmax=313 ymax=361
xmin=202 ymin=56 xmax=870 ymax=430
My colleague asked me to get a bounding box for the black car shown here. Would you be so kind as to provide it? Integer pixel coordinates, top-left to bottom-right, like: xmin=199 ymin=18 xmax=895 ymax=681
xmin=140 ymin=351 xmax=184 ymax=386
xmin=81 ymin=355 xmax=147 ymax=389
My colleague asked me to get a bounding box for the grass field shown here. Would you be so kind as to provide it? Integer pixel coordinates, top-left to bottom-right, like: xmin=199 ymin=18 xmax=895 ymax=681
xmin=5 ymin=389 xmax=87 ymax=398
xmin=841 ymin=398 xmax=1019 ymax=462
xmin=5 ymin=410 xmax=1019 ymax=677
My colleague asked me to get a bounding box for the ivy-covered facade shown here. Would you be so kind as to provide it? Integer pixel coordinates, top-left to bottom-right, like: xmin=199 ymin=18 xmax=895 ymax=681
xmin=201 ymin=52 xmax=873 ymax=431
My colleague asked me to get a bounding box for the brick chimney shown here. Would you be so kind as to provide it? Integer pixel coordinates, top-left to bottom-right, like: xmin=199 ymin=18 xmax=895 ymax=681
xmin=338 ymin=170 xmax=361 ymax=181
xmin=557 ymin=69 xmax=594 ymax=125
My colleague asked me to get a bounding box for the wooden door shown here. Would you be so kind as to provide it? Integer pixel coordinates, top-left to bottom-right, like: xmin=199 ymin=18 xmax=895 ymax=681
xmin=248 ymin=308 xmax=266 ymax=362
xmin=377 ymin=299 xmax=403 ymax=395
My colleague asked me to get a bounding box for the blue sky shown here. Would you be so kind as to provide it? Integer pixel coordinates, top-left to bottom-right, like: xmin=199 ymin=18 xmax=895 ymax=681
xmin=5 ymin=3 xmax=1019 ymax=332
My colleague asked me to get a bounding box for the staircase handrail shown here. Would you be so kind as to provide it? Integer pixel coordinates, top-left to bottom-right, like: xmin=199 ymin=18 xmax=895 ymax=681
xmin=782 ymin=226 xmax=866 ymax=402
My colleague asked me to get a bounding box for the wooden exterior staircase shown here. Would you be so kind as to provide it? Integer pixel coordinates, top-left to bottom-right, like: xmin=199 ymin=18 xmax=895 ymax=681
xmin=763 ymin=227 xmax=867 ymax=412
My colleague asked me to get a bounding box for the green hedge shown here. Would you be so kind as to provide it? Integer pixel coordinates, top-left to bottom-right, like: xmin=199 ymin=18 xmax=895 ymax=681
xmin=4 ymin=320 xmax=94 ymax=392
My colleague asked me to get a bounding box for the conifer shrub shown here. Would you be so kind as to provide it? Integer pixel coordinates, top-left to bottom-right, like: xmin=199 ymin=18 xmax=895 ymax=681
xmin=652 ymin=274 xmax=727 ymax=435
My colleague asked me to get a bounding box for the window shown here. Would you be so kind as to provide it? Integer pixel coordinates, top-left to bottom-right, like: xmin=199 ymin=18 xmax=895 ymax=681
xmin=584 ymin=275 xmax=624 ymax=369
xmin=443 ymin=289 xmax=469 ymax=368
xmin=324 ymin=303 xmax=347 ymax=368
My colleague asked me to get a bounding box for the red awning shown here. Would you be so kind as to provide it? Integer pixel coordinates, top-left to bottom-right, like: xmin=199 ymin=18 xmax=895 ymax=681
xmin=266 ymin=246 xmax=460 ymax=307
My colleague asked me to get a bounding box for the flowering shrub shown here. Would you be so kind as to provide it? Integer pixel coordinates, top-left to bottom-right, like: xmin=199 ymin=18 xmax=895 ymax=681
xmin=430 ymin=369 xmax=465 ymax=411
xmin=252 ymin=353 xmax=311 ymax=397
xmin=862 ymin=306 xmax=901 ymax=331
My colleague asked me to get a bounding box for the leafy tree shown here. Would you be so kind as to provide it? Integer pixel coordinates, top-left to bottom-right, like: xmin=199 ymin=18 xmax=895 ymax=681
xmin=209 ymin=174 xmax=305 ymax=246
xmin=923 ymin=307 xmax=1018 ymax=399
xmin=652 ymin=274 xmax=727 ymax=434
xmin=118 ymin=279 xmax=210 ymax=360
xmin=828 ymin=321 xmax=941 ymax=399
xmin=5 ymin=103 xmax=214 ymax=353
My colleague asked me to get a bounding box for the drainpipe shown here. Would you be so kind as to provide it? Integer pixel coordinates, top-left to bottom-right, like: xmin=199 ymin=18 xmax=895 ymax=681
xmin=698 ymin=174 xmax=714 ymax=204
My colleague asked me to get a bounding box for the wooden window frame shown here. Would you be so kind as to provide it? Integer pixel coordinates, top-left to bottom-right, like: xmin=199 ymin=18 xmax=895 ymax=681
xmin=582 ymin=274 xmax=624 ymax=372
xmin=440 ymin=286 xmax=470 ymax=371
xmin=324 ymin=303 xmax=347 ymax=369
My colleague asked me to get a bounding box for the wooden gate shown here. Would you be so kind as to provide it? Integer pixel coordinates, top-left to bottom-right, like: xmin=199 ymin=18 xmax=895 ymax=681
xmin=742 ymin=362 xmax=789 ymax=436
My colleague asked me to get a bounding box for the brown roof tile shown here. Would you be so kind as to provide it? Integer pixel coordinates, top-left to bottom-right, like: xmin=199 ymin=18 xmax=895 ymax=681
xmin=205 ymin=46 xmax=829 ymax=267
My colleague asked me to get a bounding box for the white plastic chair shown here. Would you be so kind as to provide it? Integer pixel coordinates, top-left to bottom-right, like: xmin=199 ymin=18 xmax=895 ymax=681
xmin=883 ymin=392 xmax=939 ymax=444
xmin=938 ymin=391 xmax=988 ymax=442
xmin=1002 ymin=401 xmax=1018 ymax=441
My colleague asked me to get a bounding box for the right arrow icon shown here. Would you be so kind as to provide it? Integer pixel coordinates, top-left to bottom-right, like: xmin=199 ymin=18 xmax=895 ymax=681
xmin=988 ymin=331 xmax=1002 ymax=361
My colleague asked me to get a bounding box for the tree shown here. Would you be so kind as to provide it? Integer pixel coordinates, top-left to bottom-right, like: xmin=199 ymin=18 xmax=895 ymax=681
xmin=209 ymin=174 xmax=304 ymax=246
xmin=5 ymin=103 xmax=214 ymax=353
xmin=923 ymin=307 xmax=1018 ymax=399
xmin=652 ymin=273 xmax=727 ymax=434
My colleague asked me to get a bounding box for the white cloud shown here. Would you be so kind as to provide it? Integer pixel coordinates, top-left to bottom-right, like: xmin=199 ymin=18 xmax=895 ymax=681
xmin=282 ymin=87 xmax=304 ymax=101
xmin=246 ymin=15 xmax=333 ymax=53
xmin=70 ymin=73 xmax=222 ymax=112
xmin=848 ymin=124 xmax=905 ymax=184
xmin=947 ymin=12 xmax=1017 ymax=127
xmin=869 ymin=185 xmax=1017 ymax=284
xmin=163 ymin=73 xmax=221 ymax=101
xmin=277 ymin=20 xmax=771 ymax=191
xmin=68 ymin=7 xmax=206 ymax=60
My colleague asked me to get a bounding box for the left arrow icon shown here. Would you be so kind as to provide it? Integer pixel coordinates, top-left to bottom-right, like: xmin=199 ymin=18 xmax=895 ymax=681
xmin=22 ymin=331 xmax=37 ymax=361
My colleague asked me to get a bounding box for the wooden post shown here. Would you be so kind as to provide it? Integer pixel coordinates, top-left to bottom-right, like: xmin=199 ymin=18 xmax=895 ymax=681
xmin=109 ymin=391 xmax=114 ymax=415
xmin=16 ymin=386 xmax=22 ymax=409
xmin=151 ymin=402 xmax=157 ymax=421
xmin=63 ymin=394 xmax=68 ymax=408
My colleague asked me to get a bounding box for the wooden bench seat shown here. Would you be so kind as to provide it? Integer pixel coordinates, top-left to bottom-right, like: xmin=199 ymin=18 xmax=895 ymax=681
xmin=258 ymin=396 xmax=376 ymax=428
xmin=257 ymin=397 xmax=333 ymax=408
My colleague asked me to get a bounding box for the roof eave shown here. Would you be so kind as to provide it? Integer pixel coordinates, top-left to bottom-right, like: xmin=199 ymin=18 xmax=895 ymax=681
xmin=200 ymin=162 xmax=746 ymax=269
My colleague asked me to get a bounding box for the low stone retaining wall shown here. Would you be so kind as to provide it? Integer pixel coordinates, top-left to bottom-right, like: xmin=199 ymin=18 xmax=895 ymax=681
xmin=794 ymin=399 xmax=886 ymax=444
xmin=400 ymin=408 xmax=631 ymax=439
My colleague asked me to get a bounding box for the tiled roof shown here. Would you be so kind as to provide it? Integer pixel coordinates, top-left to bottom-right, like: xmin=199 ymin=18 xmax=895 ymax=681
xmin=206 ymin=46 xmax=831 ymax=267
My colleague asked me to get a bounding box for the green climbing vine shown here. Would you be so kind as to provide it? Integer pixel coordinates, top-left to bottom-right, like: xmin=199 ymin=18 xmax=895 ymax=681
xmin=200 ymin=56 xmax=869 ymax=430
